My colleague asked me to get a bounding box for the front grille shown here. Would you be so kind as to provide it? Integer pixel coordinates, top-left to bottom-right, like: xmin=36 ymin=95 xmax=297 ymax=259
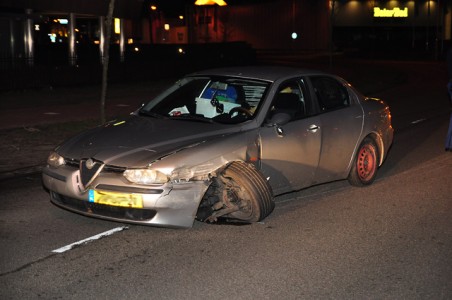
xmin=51 ymin=192 xmax=157 ymax=221
xmin=64 ymin=159 xmax=126 ymax=173
xmin=65 ymin=159 xmax=79 ymax=168
xmin=95 ymin=184 xmax=163 ymax=194
xmin=80 ymin=159 xmax=104 ymax=187
xmin=103 ymin=165 xmax=126 ymax=173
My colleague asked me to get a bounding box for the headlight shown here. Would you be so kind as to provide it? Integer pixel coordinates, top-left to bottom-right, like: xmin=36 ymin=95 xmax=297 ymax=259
xmin=170 ymin=167 xmax=195 ymax=182
xmin=47 ymin=151 xmax=65 ymax=167
xmin=170 ymin=162 xmax=215 ymax=182
xmin=123 ymin=169 xmax=169 ymax=185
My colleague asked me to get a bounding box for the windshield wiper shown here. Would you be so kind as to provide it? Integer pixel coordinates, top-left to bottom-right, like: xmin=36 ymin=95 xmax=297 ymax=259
xmin=169 ymin=114 xmax=215 ymax=123
xmin=138 ymin=109 xmax=167 ymax=119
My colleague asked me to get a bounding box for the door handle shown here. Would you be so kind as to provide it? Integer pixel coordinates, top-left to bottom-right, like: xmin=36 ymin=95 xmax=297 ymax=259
xmin=307 ymin=124 xmax=320 ymax=132
xmin=276 ymin=126 xmax=285 ymax=137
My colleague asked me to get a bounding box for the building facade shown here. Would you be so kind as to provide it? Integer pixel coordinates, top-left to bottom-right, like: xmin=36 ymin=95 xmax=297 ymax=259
xmin=0 ymin=0 xmax=329 ymax=68
xmin=332 ymin=0 xmax=452 ymax=59
xmin=1 ymin=0 xmax=449 ymax=89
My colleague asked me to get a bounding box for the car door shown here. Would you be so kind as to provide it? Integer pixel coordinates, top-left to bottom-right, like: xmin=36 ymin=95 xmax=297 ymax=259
xmin=308 ymin=76 xmax=364 ymax=184
xmin=259 ymin=78 xmax=322 ymax=195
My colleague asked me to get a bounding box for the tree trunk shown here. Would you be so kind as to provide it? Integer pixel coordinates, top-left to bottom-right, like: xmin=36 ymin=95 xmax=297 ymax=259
xmin=100 ymin=0 xmax=115 ymax=124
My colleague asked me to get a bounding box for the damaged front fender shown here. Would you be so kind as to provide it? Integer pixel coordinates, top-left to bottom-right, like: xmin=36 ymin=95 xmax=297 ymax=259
xmin=152 ymin=129 xmax=262 ymax=182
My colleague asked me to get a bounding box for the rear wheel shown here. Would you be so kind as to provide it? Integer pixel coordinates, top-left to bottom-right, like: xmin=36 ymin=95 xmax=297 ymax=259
xmin=198 ymin=161 xmax=274 ymax=223
xmin=348 ymin=137 xmax=379 ymax=186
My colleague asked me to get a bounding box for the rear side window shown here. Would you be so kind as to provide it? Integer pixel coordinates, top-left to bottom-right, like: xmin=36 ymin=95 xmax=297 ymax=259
xmin=310 ymin=76 xmax=350 ymax=112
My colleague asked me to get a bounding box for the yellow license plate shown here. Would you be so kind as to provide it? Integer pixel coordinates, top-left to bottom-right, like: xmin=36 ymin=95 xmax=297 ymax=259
xmin=88 ymin=190 xmax=143 ymax=208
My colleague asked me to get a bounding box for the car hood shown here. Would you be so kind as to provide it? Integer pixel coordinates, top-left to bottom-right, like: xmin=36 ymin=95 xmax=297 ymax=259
xmin=57 ymin=115 xmax=242 ymax=168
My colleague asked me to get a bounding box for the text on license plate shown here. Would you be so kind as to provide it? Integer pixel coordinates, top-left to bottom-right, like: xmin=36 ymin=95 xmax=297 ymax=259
xmin=88 ymin=190 xmax=143 ymax=208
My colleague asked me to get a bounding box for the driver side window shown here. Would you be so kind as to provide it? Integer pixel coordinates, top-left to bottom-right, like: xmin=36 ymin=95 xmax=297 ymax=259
xmin=270 ymin=80 xmax=307 ymax=121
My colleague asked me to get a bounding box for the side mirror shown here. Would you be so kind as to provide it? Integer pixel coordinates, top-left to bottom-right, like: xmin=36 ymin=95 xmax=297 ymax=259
xmin=268 ymin=112 xmax=291 ymax=126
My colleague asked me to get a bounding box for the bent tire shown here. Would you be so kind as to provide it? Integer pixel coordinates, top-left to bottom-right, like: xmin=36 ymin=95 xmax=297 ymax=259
xmin=348 ymin=137 xmax=379 ymax=186
xmin=220 ymin=161 xmax=274 ymax=223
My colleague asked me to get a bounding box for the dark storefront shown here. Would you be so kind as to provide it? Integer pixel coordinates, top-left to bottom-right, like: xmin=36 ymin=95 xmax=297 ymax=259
xmin=332 ymin=0 xmax=452 ymax=59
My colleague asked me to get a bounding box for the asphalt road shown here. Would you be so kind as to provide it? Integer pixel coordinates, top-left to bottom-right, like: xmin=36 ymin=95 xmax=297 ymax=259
xmin=1 ymin=59 xmax=452 ymax=299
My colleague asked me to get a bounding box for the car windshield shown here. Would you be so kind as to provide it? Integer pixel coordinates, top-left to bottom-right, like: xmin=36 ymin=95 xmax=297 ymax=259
xmin=140 ymin=76 xmax=270 ymax=124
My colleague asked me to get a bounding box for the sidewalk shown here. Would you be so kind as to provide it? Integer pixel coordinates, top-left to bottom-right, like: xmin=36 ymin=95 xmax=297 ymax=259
xmin=0 ymin=79 xmax=173 ymax=179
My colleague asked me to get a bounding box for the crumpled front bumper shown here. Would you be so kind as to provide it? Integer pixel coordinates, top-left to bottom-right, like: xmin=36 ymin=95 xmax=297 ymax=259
xmin=42 ymin=165 xmax=210 ymax=228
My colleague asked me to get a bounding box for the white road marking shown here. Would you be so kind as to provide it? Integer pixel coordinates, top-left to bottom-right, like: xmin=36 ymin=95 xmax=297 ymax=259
xmin=52 ymin=226 xmax=128 ymax=254
xmin=411 ymin=118 xmax=427 ymax=124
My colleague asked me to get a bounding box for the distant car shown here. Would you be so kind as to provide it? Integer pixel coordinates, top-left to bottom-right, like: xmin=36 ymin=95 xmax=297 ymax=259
xmin=42 ymin=66 xmax=393 ymax=228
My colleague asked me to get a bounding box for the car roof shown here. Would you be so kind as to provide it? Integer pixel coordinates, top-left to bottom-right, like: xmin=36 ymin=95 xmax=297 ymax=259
xmin=188 ymin=65 xmax=330 ymax=82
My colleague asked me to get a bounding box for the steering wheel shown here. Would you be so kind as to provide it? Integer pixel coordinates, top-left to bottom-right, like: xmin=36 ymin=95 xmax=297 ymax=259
xmin=229 ymin=106 xmax=253 ymax=118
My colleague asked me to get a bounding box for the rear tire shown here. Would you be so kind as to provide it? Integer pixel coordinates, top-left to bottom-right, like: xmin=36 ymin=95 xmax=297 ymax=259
xmin=348 ymin=137 xmax=379 ymax=186
xmin=221 ymin=161 xmax=274 ymax=222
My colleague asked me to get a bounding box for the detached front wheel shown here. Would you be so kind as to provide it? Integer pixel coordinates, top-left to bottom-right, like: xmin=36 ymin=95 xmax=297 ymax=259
xmin=348 ymin=138 xmax=379 ymax=186
xmin=199 ymin=161 xmax=274 ymax=223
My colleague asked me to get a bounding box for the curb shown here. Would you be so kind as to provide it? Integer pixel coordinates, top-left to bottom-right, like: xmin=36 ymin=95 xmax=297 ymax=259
xmin=0 ymin=165 xmax=44 ymax=181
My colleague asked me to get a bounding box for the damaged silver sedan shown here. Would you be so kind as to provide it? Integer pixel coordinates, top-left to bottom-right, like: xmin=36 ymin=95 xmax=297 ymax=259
xmin=42 ymin=66 xmax=393 ymax=228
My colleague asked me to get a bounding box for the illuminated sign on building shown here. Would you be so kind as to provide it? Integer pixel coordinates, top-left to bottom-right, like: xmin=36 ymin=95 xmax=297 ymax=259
xmin=374 ymin=7 xmax=408 ymax=18
xmin=114 ymin=18 xmax=120 ymax=34
xmin=195 ymin=0 xmax=227 ymax=6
